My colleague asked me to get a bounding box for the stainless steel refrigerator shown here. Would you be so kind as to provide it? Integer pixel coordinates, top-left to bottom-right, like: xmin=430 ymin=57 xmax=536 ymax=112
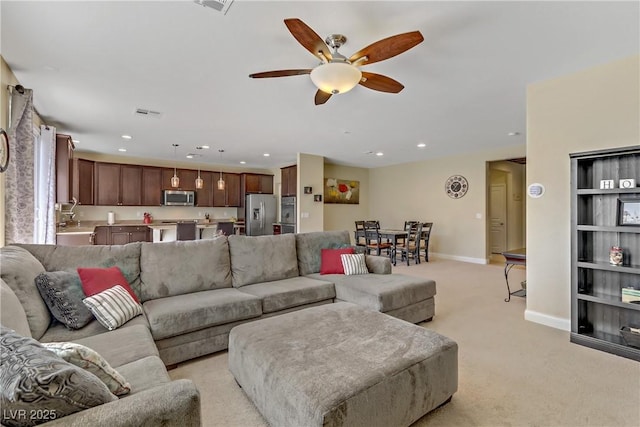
xmin=245 ymin=194 xmax=277 ymax=236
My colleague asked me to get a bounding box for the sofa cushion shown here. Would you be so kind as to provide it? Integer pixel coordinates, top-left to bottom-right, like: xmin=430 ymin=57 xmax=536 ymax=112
xmin=0 ymin=326 xmax=117 ymax=427
xmin=42 ymin=341 xmax=131 ymax=396
xmin=0 ymin=279 xmax=31 ymax=338
xmin=71 ymin=323 xmax=158 ymax=369
xmin=139 ymin=238 xmax=232 ymax=302
xmin=77 ymin=266 xmax=139 ymax=302
xmin=143 ymin=288 xmax=262 ymax=340
xmin=229 ymin=234 xmax=299 ymax=287
xmin=39 ymin=314 xmax=149 ymax=345
xmin=83 ymin=285 xmax=144 ymax=331
xmin=0 ymin=246 xmax=50 ymax=340
xmin=295 ymin=230 xmax=352 ymax=276
xmin=307 ymin=272 xmax=436 ymax=313
xmin=34 ymin=271 xmax=93 ymax=330
xmin=16 ymin=242 xmax=143 ymax=301
xmin=114 ymin=356 xmax=170 ymax=395
xmin=237 ymin=277 xmax=336 ymax=314
xmin=320 ymin=247 xmax=354 ymax=274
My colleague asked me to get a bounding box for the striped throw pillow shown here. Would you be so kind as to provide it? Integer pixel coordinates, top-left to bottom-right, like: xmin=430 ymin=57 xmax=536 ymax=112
xmin=83 ymin=285 xmax=142 ymax=331
xmin=340 ymin=253 xmax=369 ymax=276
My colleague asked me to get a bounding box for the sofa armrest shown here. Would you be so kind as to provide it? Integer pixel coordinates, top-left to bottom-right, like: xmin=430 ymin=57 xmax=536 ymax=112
xmin=41 ymin=379 xmax=200 ymax=427
xmin=365 ymin=255 xmax=392 ymax=274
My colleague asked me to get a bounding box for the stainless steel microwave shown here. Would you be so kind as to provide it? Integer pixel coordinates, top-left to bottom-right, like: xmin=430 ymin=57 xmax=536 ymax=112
xmin=162 ymin=190 xmax=195 ymax=206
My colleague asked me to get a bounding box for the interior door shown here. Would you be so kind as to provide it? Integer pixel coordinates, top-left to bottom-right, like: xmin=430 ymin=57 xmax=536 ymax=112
xmin=490 ymin=184 xmax=507 ymax=254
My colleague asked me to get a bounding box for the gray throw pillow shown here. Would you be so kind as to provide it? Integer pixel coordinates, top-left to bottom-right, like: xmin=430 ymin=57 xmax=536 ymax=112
xmin=34 ymin=272 xmax=93 ymax=330
xmin=0 ymin=326 xmax=117 ymax=427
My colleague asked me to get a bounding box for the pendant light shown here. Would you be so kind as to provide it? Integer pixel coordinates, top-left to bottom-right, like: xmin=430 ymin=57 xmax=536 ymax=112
xmin=195 ymin=146 xmax=204 ymax=189
xmin=217 ymin=149 xmax=225 ymax=191
xmin=171 ymin=144 xmax=180 ymax=188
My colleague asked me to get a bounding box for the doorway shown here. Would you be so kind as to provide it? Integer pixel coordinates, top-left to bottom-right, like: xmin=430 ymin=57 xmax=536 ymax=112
xmin=487 ymin=159 xmax=526 ymax=259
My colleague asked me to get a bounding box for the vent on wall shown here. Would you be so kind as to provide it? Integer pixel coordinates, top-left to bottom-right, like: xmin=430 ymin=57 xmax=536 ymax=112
xmin=134 ymin=108 xmax=163 ymax=119
xmin=193 ymin=0 xmax=234 ymax=14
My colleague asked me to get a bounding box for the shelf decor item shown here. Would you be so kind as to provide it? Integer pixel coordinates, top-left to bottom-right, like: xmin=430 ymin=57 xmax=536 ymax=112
xmin=609 ymin=246 xmax=623 ymax=266
xmin=620 ymin=326 xmax=640 ymax=348
xmin=617 ymin=198 xmax=640 ymax=226
xmin=304 ymin=186 xmax=312 ymax=194
xmin=621 ymin=287 xmax=640 ymax=303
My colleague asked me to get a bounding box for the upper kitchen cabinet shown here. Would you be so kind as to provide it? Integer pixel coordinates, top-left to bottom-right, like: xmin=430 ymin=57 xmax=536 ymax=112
xmin=142 ymin=166 xmax=163 ymax=206
xmin=242 ymin=173 xmax=274 ymax=194
xmin=55 ymin=133 xmax=74 ymax=203
xmin=161 ymin=168 xmax=197 ymax=191
xmin=281 ymin=165 xmax=297 ymax=197
xmin=71 ymin=158 xmax=94 ymax=205
xmin=94 ymin=162 xmax=142 ymax=206
xmin=195 ymin=171 xmax=214 ymax=207
xmin=213 ymin=172 xmax=241 ymax=207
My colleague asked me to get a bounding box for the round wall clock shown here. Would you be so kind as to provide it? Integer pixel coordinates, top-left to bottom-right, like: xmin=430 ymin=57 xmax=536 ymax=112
xmin=445 ymin=175 xmax=468 ymax=199
xmin=0 ymin=129 xmax=9 ymax=173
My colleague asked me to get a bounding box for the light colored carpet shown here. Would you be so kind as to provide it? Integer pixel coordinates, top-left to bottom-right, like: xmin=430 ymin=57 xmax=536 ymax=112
xmin=169 ymin=259 xmax=640 ymax=426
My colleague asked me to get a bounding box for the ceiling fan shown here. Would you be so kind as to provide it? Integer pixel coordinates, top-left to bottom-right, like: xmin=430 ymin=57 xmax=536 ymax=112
xmin=249 ymin=18 xmax=424 ymax=105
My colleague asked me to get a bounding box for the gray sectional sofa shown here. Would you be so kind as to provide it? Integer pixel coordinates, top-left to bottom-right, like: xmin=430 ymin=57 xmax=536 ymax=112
xmin=1 ymin=230 xmax=437 ymax=426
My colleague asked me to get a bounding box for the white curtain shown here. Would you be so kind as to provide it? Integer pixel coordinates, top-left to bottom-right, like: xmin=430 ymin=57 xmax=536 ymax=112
xmin=34 ymin=125 xmax=57 ymax=244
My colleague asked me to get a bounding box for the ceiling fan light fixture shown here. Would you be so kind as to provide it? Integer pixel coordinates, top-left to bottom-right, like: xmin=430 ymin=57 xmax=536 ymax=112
xmin=310 ymin=62 xmax=362 ymax=95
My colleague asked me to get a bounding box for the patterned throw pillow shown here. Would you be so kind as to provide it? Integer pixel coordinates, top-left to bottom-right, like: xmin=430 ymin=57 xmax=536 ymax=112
xmin=42 ymin=342 xmax=130 ymax=396
xmin=82 ymin=285 xmax=142 ymax=331
xmin=340 ymin=253 xmax=369 ymax=276
xmin=34 ymin=271 xmax=94 ymax=330
xmin=0 ymin=326 xmax=117 ymax=427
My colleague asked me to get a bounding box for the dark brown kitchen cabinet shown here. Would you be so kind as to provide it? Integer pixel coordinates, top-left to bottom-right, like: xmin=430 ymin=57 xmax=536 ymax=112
xmin=242 ymin=173 xmax=273 ymax=194
xmin=281 ymin=165 xmax=297 ymax=197
xmin=56 ymin=233 xmax=93 ymax=246
xmin=142 ymin=167 xmax=163 ymax=206
xmin=92 ymin=225 xmax=150 ymax=245
xmin=161 ymin=168 xmax=197 ymax=191
xmin=213 ymin=172 xmax=241 ymax=207
xmin=94 ymin=162 xmax=142 ymax=206
xmin=55 ymin=134 xmax=74 ymax=203
xmin=195 ymin=171 xmax=214 ymax=207
xmin=72 ymin=158 xmax=94 ymax=205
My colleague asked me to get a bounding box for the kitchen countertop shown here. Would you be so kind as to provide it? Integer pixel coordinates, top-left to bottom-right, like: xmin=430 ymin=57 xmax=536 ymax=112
xmin=56 ymin=219 xmax=241 ymax=235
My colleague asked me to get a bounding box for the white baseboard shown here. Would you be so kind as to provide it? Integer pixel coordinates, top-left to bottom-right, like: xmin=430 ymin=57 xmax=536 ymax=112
xmin=524 ymin=309 xmax=570 ymax=331
xmin=431 ymin=252 xmax=489 ymax=265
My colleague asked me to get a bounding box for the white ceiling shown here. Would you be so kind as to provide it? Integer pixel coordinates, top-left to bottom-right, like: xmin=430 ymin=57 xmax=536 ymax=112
xmin=1 ymin=1 xmax=638 ymax=169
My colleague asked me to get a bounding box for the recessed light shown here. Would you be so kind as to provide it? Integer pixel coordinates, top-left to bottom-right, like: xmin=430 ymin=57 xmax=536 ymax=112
xmin=198 ymin=145 xmax=210 ymax=149
xmin=417 ymin=143 xmax=426 ymax=148
xmin=118 ymin=148 xmax=127 ymax=152
xmin=240 ymin=161 xmax=246 ymax=164
xmin=508 ymin=132 xmax=520 ymax=136
xmin=263 ymin=153 xmax=270 ymax=157
xmin=376 ymin=152 xmax=384 ymax=156
xmin=121 ymin=134 xmax=132 ymax=140
xmin=72 ymin=139 xmax=80 ymax=144
xmin=186 ymin=154 xmax=194 ymax=159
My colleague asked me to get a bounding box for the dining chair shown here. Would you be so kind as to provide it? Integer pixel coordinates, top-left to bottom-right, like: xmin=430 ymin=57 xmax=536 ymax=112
xmin=176 ymin=221 xmax=197 ymax=241
xmin=216 ymin=221 xmax=234 ymax=236
xmin=354 ymin=220 xmax=366 ymax=247
xmin=419 ymin=222 xmax=434 ymax=262
xmin=364 ymin=220 xmax=393 ymax=258
xmin=397 ymin=222 xmax=422 ymax=265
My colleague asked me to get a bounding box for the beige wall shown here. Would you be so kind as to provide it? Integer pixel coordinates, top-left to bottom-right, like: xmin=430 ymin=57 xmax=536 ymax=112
xmin=323 ymin=164 xmax=369 ymax=242
xmin=526 ymin=55 xmax=640 ymax=330
xmin=297 ymin=153 xmax=324 ymax=232
xmin=369 ymin=145 xmax=526 ymax=263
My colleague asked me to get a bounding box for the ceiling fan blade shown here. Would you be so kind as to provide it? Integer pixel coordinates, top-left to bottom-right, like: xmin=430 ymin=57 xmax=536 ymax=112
xmin=349 ymin=31 xmax=424 ymax=66
xmin=284 ymin=18 xmax=332 ymax=61
xmin=314 ymin=90 xmax=332 ymax=105
xmin=249 ymin=69 xmax=312 ymax=78
xmin=359 ymin=72 xmax=404 ymax=93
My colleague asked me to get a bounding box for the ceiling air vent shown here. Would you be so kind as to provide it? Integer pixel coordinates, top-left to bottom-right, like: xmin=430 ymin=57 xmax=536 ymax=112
xmin=193 ymin=0 xmax=234 ymax=14
xmin=134 ymin=108 xmax=163 ymax=119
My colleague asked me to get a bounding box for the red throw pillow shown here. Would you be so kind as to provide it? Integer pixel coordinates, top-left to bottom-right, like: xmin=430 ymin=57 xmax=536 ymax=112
xmin=320 ymin=248 xmax=355 ymax=275
xmin=77 ymin=266 xmax=139 ymax=302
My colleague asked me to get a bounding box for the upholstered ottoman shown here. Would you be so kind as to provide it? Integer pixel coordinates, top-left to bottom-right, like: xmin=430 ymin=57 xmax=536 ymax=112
xmin=228 ymin=302 xmax=458 ymax=427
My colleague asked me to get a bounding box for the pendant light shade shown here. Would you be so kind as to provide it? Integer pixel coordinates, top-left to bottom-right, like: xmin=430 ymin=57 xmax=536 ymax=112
xmin=195 ymin=174 xmax=204 ymax=190
xmin=171 ymin=144 xmax=180 ymax=188
xmin=217 ymin=149 xmax=225 ymax=190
